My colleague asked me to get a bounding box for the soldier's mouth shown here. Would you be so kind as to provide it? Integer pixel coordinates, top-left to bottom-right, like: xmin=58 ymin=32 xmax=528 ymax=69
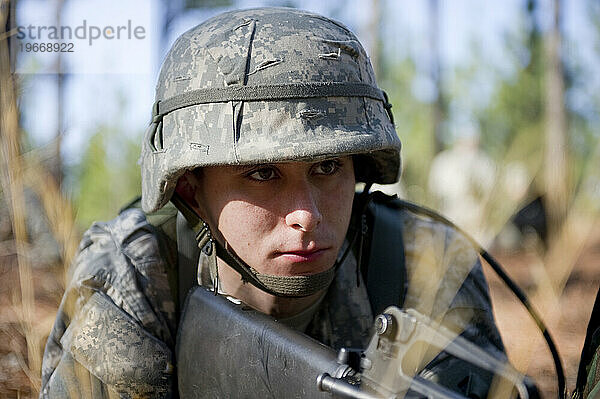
xmin=279 ymin=249 xmax=325 ymax=262
xmin=273 ymin=247 xmax=332 ymax=265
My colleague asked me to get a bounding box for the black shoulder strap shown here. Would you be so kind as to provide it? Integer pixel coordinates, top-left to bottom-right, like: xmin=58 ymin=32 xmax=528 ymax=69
xmin=361 ymin=192 xmax=407 ymax=316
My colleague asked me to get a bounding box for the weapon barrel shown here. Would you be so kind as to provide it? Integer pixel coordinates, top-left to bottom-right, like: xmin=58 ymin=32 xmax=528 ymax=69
xmin=318 ymin=373 xmax=383 ymax=399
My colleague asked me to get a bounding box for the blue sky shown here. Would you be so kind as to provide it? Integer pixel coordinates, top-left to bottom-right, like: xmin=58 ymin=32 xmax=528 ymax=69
xmin=14 ymin=0 xmax=598 ymax=172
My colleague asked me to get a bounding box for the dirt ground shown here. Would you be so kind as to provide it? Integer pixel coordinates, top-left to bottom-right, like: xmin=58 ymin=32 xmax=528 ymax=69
xmin=0 ymin=253 xmax=65 ymax=399
xmin=485 ymin=226 xmax=600 ymax=398
xmin=1 ymin=227 xmax=599 ymax=398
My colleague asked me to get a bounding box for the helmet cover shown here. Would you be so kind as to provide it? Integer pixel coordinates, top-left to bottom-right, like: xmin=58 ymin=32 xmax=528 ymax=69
xmin=140 ymin=7 xmax=401 ymax=213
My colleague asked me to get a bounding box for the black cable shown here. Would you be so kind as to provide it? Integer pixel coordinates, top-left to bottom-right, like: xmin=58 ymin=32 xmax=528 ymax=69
xmin=393 ymin=198 xmax=566 ymax=399
xmin=480 ymin=250 xmax=566 ymax=399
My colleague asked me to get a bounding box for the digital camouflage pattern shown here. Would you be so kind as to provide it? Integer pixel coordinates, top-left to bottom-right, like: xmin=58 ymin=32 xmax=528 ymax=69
xmin=582 ymin=351 xmax=600 ymax=398
xmin=140 ymin=8 xmax=401 ymax=213
xmin=40 ymin=209 xmax=177 ymax=398
xmin=40 ymin=198 xmax=505 ymax=397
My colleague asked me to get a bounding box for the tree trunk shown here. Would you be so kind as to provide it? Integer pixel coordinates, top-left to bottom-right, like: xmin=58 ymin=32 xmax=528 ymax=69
xmin=544 ymin=0 xmax=569 ymax=242
xmin=54 ymin=0 xmax=65 ymax=187
xmin=367 ymin=0 xmax=382 ymax=79
xmin=429 ymin=0 xmax=444 ymax=154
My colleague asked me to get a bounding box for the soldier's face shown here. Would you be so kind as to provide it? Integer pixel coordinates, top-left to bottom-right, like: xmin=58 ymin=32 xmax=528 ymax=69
xmin=183 ymin=157 xmax=355 ymax=313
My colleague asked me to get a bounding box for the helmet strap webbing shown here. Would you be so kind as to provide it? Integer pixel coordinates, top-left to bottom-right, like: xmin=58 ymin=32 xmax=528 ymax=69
xmin=171 ymin=194 xmax=335 ymax=298
xmin=148 ymin=82 xmax=395 ymax=143
xmin=156 ymin=82 xmax=392 ymax=119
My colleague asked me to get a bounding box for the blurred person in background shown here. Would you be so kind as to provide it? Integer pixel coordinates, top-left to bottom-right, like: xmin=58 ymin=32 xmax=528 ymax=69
xmin=428 ymin=128 xmax=496 ymax=244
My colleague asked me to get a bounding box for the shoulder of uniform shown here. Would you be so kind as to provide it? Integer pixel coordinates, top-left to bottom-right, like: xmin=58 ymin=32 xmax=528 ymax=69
xmin=119 ymin=196 xmax=178 ymax=244
xmin=69 ymin=207 xmax=177 ymax=339
xmin=370 ymin=193 xmax=491 ymax=322
xmin=73 ymin=208 xmax=159 ymax=278
xmin=121 ymin=198 xmax=179 ymax=270
xmin=42 ymin=207 xmax=177 ymax=393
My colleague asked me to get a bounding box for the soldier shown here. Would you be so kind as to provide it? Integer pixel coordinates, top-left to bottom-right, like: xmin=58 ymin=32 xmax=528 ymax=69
xmin=40 ymin=7 xmax=508 ymax=398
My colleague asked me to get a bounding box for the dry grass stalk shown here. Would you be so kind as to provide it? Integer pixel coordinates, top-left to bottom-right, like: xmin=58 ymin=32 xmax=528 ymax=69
xmin=23 ymin=160 xmax=79 ymax=285
xmin=0 ymin=0 xmax=41 ymax=393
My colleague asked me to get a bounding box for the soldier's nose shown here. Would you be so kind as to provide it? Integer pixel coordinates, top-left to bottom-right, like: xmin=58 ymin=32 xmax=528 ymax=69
xmin=285 ymin=208 xmax=322 ymax=232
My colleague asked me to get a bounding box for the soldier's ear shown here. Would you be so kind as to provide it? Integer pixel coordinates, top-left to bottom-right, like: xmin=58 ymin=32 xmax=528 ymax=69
xmin=175 ymin=171 xmax=201 ymax=210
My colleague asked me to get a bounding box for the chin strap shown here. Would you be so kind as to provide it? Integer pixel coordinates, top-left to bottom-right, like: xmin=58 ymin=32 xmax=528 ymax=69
xmin=171 ymin=194 xmax=336 ymax=298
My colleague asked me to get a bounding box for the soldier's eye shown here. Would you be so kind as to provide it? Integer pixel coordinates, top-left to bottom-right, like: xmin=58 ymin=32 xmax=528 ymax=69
xmin=247 ymin=166 xmax=278 ymax=181
xmin=313 ymin=159 xmax=341 ymax=175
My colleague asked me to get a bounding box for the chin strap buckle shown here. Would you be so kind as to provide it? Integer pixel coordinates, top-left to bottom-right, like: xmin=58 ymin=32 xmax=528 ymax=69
xmin=196 ymin=221 xmax=213 ymax=254
xmin=195 ymin=222 xmax=219 ymax=295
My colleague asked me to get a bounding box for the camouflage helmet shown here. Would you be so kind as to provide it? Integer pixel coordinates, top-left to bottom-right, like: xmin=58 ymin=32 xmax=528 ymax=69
xmin=140 ymin=7 xmax=401 ymax=213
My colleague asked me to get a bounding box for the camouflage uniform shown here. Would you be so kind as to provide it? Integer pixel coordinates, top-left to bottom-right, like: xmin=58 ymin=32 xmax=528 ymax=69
xmin=40 ymin=196 xmax=504 ymax=398
xmin=40 ymin=209 xmax=177 ymax=398
xmin=581 ymin=354 xmax=600 ymax=398
xmin=576 ymin=287 xmax=600 ymax=398
xmin=41 ymin=8 xmax=505 ymax=398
